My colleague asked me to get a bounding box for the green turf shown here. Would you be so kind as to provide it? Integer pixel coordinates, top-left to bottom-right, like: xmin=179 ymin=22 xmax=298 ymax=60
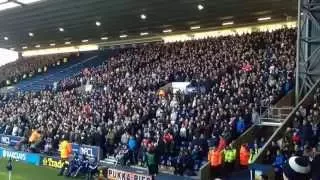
xmin=0 ymin=158 xmax=82 ymax=180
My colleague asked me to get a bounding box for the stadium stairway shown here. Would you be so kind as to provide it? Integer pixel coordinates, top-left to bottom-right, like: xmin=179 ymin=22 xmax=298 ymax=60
xmin=8 ymin=52 xmax=106 ymax=92
xmin=199 ymin=91 xmax=295 ymax=180
xmin=249 ymin=80 xmax=320 ymax=179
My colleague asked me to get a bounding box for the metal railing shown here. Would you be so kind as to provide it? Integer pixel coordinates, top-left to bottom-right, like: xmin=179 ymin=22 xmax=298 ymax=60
xmin=254 ymin=79 xmax=320 ymax=164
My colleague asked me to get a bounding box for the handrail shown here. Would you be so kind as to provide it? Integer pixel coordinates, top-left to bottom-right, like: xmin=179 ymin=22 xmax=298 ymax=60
xmin=254 ymin=79 xmax=320 ymax=163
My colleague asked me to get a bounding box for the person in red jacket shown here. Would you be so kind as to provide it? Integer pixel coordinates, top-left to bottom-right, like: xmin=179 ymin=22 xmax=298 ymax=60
xmin=239 ymin=143 xmax=250 ymax=169
xmin=217 ymin=135 xmax=226 ymax=152
xmin=163 ymin=130 xmax=174 ymax=155
xmin=292 ymin=132 xmax=301 ymax=145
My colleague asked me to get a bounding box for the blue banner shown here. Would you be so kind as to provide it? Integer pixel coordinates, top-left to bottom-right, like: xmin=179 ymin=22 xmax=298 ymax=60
xmin=0 ymin=147 xmax=41 ymax=166
xmin=0 ymin=134 xmax=22 ymax=147
xmin=71 ymin=143 xmax=101 ymax=160
xmin=0 ymin=134 xmax=101 ymax=160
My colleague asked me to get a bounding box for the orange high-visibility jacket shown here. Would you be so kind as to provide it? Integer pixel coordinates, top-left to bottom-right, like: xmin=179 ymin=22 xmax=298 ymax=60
xmin=209 ymin=149 xmax=223 ymax=167
xmin=239 ymin=145 xmax=250 ymax=166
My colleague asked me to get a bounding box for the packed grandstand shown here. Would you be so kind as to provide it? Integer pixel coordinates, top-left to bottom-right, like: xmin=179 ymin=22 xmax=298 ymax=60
xmin=0 ymin=26 xmax=317 ymax=180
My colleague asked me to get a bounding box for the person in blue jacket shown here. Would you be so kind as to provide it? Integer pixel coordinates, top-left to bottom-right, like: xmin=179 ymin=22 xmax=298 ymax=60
xmin=236 ymin=117 xmax=246 ymax=135
xmin=128 ymin=135 xmax=138 ymax=164
xmin=273 ymin=150 xmax=286 ymax=180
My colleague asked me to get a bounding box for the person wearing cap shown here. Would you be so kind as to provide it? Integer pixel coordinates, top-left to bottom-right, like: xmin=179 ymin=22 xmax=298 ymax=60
xmin=283 ymin=156 xmax=311 ymax=180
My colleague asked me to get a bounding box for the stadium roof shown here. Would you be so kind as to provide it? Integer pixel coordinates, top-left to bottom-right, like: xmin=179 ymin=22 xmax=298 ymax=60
xmin=0 ymin=0 xmax=297 ymax=50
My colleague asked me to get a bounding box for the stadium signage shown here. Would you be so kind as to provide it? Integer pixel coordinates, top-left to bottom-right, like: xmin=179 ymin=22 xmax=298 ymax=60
xmin=72 ymin=143 xmax=101 ymax=160
xmin=0 ymin=148 xmax=41 ymax=166
xmin=42 ymin=156 xmax=65 ymax=168
xmin=0 ymin=134 xmax=22 ymax=147
xmin=3 ymin=149 xmax=26 ymax=161
xmin=0 ymin=134 xmax=102 ymax=160
xmin=1 ymin=136 xmax=10 ymax=145
xmin=80 ymin=146 xmax=94 ymax=157
xmin=107 ymin=168 xmax=152 ymax=180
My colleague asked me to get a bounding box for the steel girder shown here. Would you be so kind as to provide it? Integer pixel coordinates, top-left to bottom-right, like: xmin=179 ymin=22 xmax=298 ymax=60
xmin=296 ymin=0 xmax=320 ymax=103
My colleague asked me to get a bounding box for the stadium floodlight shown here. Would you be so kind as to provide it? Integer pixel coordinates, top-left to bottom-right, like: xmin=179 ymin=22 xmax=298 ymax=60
xmin=100 ymin=37 xmax=108 ymax=40
xmin=0 ymin=2 xmax=20 ymax=11
xmin=95 ymin=21 xmax=101 ymax=27
xmin=222 ymin=21 xmax=234 ymax=26
xmin=81 ymin=39 xmax=88 ymax=43
xmin=119 ymin=34 xmax=128 ymax=38
xmin=35 ymin=44 xmax=40 ymax=48
xmin=0 ymin=0 xmax=8 ymax=4
xmin=65 ymin=41 xmax=71 ymax=45
xmin=190 ymin=26 xmax=201 ymax=30
xmin=4 ymin=36 xmax=8 ymax=40
xmin=163 ymin=29 xmax=172 ymax=33
xmin=59 ymin=28 xmax=64 ymax=32
xmin=28 ymin=32 xmax=34 ymax=37
xmin=16 ymin=0 xmax=43 ymax=5
xmin=258 ymin=17 xmax=271 ymax=21
xmin=140 ymin=14 xmax=147 ymax=20
xmin=140 ymin=32 xmax=149 ymax=36
xmin=49 ymin=43 xmax=56 ymax=46
xmin=197 ymin=4 xmax=204 ymax=11
xmin=22 ymin=46 xmax=28 ymax=49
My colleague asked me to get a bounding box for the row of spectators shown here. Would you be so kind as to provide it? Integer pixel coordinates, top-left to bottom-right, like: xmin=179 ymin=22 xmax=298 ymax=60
xmin=0 ymin=28 xmax=295 ymax=176
xmin=0 ymin=53 xmax=77 ymax=87
xmin=263 ymin=88 xmax=320 ymax=180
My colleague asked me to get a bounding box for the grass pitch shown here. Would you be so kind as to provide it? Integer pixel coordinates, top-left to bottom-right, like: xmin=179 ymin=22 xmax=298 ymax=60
xmin=0 ymin=158 xmax=82 ymax=180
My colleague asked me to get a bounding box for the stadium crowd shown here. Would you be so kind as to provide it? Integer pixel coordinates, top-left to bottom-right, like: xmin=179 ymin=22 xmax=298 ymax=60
xmin=0 ymin=53 xmax=76 ymax=87
xmin=0 ymin=28 xmax=295 ymax=176
xmin=262 ymin=87 xmax=320 ymax=180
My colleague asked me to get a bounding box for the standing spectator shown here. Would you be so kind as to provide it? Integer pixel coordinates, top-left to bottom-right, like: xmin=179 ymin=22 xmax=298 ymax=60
xmin=223 ymin=144 xmax=236 ymax=175
xmin=251 ymin=108 xmax=260 ymax=125
xmin=208 ymin=145 xmax=223 ymax=178
xmin=145 ymin=148 xmax=158 ymax=176
xmin=236 ymin=117 xmax=246 ymax=135
xmin=239 ymin=144 xmax=250 ymax=169
xmin=273 ymin=150 xmax=286 ymax=180
xmin=311 ymin=154 xmax=320 ymax=180
xmin=301 ymin=120 xmax=312 ymax=146
xmin=128 ymin=135 xmax=138 ymax=164
xmin=163 ymin=130 xmax=174 ymax=156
